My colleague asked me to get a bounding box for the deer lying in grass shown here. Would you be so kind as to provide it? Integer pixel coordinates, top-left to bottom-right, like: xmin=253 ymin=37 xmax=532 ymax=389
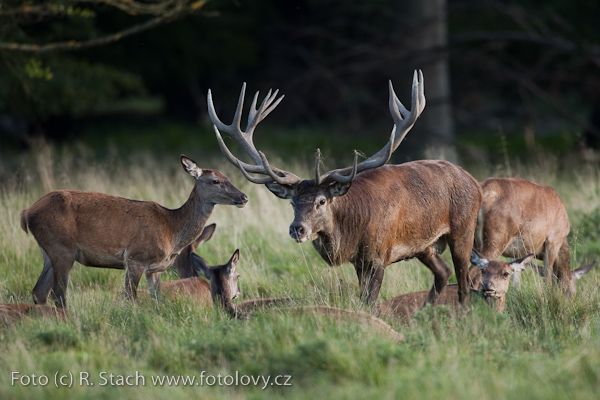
xmin=21 ymin=156 xmax=248 ymax=308
xmin=193 ymin=250 xmax=403 ymax=341
xmin=0 ymin=304 xmax=73 ymax=327
xmin=208 ymin=72 xmax=482 ymax=307
xmin=475 ymin=177 xmax=582 ymax=296
xmin=378 ymin=251 xmax=535 ymax=318
xmin=378 ymin=251 xmax=596 ymax=320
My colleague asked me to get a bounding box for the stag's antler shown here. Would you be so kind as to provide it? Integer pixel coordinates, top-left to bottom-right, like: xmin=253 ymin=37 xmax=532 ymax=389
xmin=208 ymin=70 xmax=425 ymax=187
xmin=207 ymin=83 xmax=302 ymax=185
xmin=315 ymin=70 xmax=425 ymax=185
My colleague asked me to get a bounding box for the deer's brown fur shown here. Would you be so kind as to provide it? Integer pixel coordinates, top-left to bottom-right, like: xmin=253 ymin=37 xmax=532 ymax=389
xmin=21 ymin=156 xmax=247 ymax=308
xmin=476 ymin=177 xmax=577 ymax=295
xmin=0 ymin=304 xmax=73 ymax=327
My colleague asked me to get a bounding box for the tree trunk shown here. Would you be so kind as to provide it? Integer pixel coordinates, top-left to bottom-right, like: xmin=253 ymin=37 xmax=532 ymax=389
xmin=406 ymin=0 xmax=456 ymax=162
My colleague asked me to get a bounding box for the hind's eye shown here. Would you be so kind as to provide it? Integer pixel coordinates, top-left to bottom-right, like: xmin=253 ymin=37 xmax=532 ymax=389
xmin=503 ymin=272 xmax=510 ymax=277
xmin=212 ymin=179 xmax=220 ymax=185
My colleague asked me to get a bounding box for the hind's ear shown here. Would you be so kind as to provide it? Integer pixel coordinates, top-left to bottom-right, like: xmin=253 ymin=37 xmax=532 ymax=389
xmin=225 ymin=249 xmax=240 ymax=276
xmin=181 ymin=155 xmax=203 ymax=178
xmin=192 ymin=223 xmax=216 ymax=250
xmin=470 ymin=249 xmax=488 ymax=269
xmin=573 ymin=261 xmax=596 ymax=280
xmin=191 ymin=253 xmax=212 ymax=280
xmin=510 ymin=253 xmax=535 ymax=273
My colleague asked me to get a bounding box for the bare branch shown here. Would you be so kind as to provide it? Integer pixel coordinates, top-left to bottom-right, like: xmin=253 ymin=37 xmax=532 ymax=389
xmin=0 ymin=1 xmax=208 ymax=53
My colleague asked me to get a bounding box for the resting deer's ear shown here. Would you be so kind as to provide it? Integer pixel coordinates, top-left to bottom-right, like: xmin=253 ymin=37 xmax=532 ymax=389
xmin=573 ymin=261 xmax=596 ymax=280
xmin=327 ymin=181 xmax=352 ymax=198
xmin=191 ymin=253 xmax=212 ymax=280
xmin=510 ymin=253 xmax=535 ymax=273
xmin=470 ymin=249 xmax=489 ymax=269
xmin=265 ymin=183 xmax=295 ymax=199
xmin=181 ymin=155 xmax=203 ymax=178
xmin=225 ymin=249 xmax=240 ymax=276
xmin=192 ymin=223 xmax=216 ymax=251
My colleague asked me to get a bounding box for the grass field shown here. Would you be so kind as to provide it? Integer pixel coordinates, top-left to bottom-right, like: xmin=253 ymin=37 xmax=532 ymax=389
xmin=1 ymin=141 xmax=600 ymax=399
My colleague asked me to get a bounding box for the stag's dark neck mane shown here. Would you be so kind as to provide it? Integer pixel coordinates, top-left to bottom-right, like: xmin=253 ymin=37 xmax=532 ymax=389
xmin=311 ymin=174 xmax=378 ymax=266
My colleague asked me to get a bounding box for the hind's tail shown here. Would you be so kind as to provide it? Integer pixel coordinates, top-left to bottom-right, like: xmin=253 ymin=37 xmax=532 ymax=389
xmin=20 ymin=210 xmax=28 ymax=234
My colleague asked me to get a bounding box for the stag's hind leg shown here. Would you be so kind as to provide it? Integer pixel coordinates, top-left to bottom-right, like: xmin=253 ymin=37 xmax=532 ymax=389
xmin=32 ymin=248 xmax=54 ymax=305
xmin=418 ymin=246 xmax=453 ymax=306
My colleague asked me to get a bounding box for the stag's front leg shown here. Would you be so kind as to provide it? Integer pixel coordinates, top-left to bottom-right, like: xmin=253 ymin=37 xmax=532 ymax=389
xmin=418 ymin=246 xmax=453 ymax=306
xmin=354 ymin=260 xmax=385 ymax=305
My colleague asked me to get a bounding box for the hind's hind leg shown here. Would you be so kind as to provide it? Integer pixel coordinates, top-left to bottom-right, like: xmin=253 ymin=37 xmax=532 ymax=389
xmin=32 ymin=248 xmax=54 ymax=305
xmin=42 ymin=246 xmax=75 ymax=309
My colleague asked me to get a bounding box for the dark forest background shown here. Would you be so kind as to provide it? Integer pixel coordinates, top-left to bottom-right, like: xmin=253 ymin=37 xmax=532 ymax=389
xmin=1 ymin=0 xmax=599 ymax=165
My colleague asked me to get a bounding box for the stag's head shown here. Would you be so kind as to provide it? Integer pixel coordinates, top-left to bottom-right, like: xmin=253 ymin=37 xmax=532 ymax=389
xmin=207 ymin=72 xmax=425 ymax=243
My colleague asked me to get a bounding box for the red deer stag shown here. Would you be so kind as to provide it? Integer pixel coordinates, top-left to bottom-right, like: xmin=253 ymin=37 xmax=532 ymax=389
xmin=21 ymin=156 xmax=248 ymax=308
xmin=475 ymin=177 xmax=589 ymax=297
xmin=207 ymin=71 xmax=482 ymax=305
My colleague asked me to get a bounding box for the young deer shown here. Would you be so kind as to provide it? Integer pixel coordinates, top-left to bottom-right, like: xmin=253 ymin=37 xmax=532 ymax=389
xmin=21 ymin=156 xmax=248 ymax=308
xmin=476 ymin=177 xmax=580 ymax=296
xmin=377 ymin=264 xmax=483 ymax=319
xmin=378 ymin=250 xmax=543 ymax=317
xmin=208 ymin=72 xmax=482 ymax=307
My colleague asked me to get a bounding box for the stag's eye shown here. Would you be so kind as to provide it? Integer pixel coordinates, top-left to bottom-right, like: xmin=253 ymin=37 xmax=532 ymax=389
xmin=318 ymin=198 xmax=326 ymax=206
xmin=212 ymin=179 xmax=220 ymax=185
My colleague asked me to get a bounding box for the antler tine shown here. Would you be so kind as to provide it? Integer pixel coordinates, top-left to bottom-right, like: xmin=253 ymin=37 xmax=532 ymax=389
xmin=316 ymin=71 xmax=425 ymax=185
xmin=258 ymin=151 xmax=301 ymax=185
xmin=213 ymin=126 xmax=265 ymax=173
xmin=208 ymin=83 xmax=301 ymax=186
xmin=315 ymin=148 xmax=322 ymax=185
xmin=235 ymin=158 xmax=276 ymax=184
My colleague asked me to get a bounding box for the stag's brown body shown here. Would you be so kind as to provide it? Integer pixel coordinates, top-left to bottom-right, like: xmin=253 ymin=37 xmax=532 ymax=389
xmin=476 ymin=177 xmax=574 ymax=295
xmin=21 ymin=156 xmax=247 ymax=308
xmin=305 ymin=161 xmax=482 ymax=303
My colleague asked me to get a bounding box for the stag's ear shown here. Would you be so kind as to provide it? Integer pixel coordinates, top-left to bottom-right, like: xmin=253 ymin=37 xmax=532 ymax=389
xmin=265 ymin=182 xmax=295 ymax=199
xmin=181 ymin=155 xmax=203 ymax=178
xmin=470 ymin=249 xmax=489 ymax=269
xmin=510 ymin=253 xmax=535 ymax=273
xmin=191 ymin=253 xmax=212 ymax=280
xmin=192 ymin=223 xmax=216 ymax=251
xmin=327 ymin=181 xmax=352 ymax=198
xmin=225 ymin=249 xmax=240 ymax=276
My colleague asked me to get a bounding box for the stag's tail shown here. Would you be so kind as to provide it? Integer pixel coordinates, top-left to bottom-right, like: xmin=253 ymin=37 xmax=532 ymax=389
xmin=20 ymin=209 xmax=29 ymax=234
